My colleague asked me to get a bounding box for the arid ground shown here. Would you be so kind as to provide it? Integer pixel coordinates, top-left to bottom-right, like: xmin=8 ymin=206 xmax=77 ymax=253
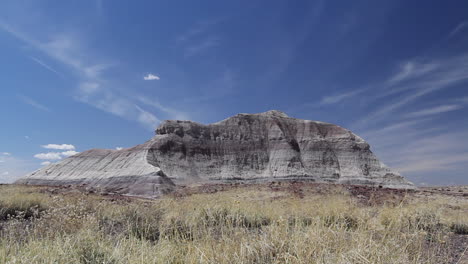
xmin=0 ymin=183 xmax=467 ymax=264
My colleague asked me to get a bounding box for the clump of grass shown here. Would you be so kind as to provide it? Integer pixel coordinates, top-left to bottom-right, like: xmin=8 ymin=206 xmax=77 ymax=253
xmin=77 ymin=239 xmax=117 ymax=264
xmin=450 ymin=222 xmax=468 ymax=235
xmin=199 ymin=207 xmax=271 ymax=229
xmin=322 ymin=214 xmax=359 ymax=230
xmin=0 ymin=195 xmax=46 ymax=220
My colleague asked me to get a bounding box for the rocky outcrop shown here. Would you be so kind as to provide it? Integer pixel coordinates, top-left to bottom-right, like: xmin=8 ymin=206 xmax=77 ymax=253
xmin=17 ymin=110 xmax=414 ymax=197
xmin=16 ymin=144 xmax=176 ymax=198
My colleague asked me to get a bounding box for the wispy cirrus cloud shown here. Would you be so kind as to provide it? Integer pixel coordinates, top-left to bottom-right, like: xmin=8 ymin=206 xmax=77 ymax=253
xmin=135 ymin=105 xmax=160 ymax=131
xmin=312 ymin=32 xmax=468 ymax=185
xmin=405 ymin=104 xmax=463 ymax=118
xmin=17 ymin=95 xmax=50 ymax=112
xmin=0 ymin=21 xmax=169 ymax=131
xmin=355 ymin=53 xmax=468 ymax=125
xmin=29 ymin=56 xmax=64 ymax=78
xmin=176 ymin=19 xmax=220 ymax=43
xmin=385 ymin=61 xmax=439 ymax=87
xmin=184 ymin=37 xmax=220 ymax=57
xmin=137 ymin=96 xmax=189 ymax=120
xmin=359 ymin=119 xmax=468 ymax=185
xmin=316 ymin=51 xmax=468 ymax=122
xmin=176 ymin=20 xmax=222 ymax=58
xmin=449 ymin=21 xmax=468 ymax=37
xmin=319 ymin=88 xmax=367 ymax=105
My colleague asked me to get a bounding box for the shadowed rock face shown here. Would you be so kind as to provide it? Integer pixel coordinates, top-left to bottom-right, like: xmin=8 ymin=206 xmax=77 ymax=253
xmin=16 ymin=110 xmax=414 ymax=197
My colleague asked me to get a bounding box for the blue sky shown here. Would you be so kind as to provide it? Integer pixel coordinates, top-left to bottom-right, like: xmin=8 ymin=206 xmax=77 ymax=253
xmin=1 ymin=0 xmax=468 ymax=185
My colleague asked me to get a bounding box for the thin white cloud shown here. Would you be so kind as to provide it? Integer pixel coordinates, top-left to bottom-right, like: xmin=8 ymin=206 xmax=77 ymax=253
xmin=2 ymin=152 xmax=11 ymax=156
xmin=18 ymin=95 xmax=50 ymax=112
xmin=318 ymin=53 xmax=468 ymax=124
xmin=143 ymin=74 xmax=160 ymax=81
xmin=29 ymin=56 xmax=64 ymax=78
xmin=34 ymin=148 xmax=79 ymax=161
xmin=405 ymin=104 xmax=463 ymax=118
xmin=449 ymin=21 xmax=468 ymax=37
xmin=61 ymin=150 xmax=79 ymax=157
xmin=392 ymin=132 xmax=468 ymax=173
xmin=397 ymin=154 xmax=468 ymax=173
xmin=319 ymin=88 xmax=367 ymax=105
xmin=78 ymin=82 xmax=100 ymax=96
xmin=458 ymin=97 xmax=468 ymax=104
xmin=42 ymin=144 xmax=75 ymax=150
xmin=2 ymin=172 xmax=9 ymax=176
xmin=386 ymin=61 xmax=438 ymax=86
xmin=176 ymin=19 xmax=220 ymax=43
xmin=357 ymin=54 xmax=468 ymax=125
xmin=184 ymin=37 xmax=220 ymax=57
xmin=360 ymin=118 xmax=468 ymax=185
xmin=33 ymin=152 xmax=62 ymax=160
xmin=40 ymin=161 xmax=51 ymax=166
xmin=0 ymin=22 xmax=173 ymax=131
xmin=137 ymin=96 xmax=190 ymax=120
xmin=135 ymin=105 xmax=160 ymax=131
xmin=115 ymin=147 xmax=123 ymax=150
xmin=84 ymin=64 xmax=113 ymax=78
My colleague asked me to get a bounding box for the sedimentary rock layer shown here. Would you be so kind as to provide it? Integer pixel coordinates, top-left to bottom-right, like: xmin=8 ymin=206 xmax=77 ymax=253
xmin=17 ymin=110 xmax=414 ymax=197
xmin=16 ymin=145 xmax=175 ymax=198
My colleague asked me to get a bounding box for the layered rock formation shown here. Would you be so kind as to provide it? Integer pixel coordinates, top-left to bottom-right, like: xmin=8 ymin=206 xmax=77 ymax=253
xmin=17 ymin=110 xmax=414 ymax=197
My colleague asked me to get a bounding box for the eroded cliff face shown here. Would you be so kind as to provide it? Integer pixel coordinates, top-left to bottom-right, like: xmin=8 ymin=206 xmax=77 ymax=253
xmin=148 ymin=110 xmax=413 ymax=189
xmin=16 ymin=110 xmax=414 ymax=197
xmin=16 ymin=144 xmax=175 ymax=198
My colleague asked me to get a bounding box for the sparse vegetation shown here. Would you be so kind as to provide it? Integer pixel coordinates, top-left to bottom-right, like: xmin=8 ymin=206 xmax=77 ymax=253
xmin=0 ymin=184 xmax=466 ymax=263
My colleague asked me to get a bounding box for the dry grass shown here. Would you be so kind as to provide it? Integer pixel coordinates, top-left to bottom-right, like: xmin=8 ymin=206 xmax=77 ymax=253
xmin=0 ymin=184 xmax=466 ymax=264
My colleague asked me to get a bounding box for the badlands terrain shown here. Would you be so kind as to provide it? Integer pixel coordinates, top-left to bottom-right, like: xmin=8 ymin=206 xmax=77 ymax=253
xmin=4 ymin=111 xmax=466 ymax=263
xmin=17 ymin=111 xmax=414 ymax=197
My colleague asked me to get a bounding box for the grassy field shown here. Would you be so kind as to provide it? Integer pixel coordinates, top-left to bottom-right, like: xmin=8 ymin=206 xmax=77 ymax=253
xmin=0 ymin=183 xmax=467 ymax=264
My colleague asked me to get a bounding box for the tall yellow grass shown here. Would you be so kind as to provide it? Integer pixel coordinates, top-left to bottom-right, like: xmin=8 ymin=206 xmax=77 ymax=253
xmin=0 ymin=184 xmax=466 ymax=263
